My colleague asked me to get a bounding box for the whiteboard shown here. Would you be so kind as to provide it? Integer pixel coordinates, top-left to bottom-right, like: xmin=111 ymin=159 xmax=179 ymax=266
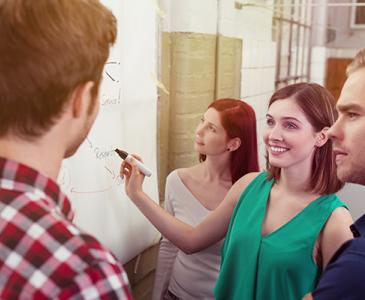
xmin=58 ymin=0 xmax=160 ymax=263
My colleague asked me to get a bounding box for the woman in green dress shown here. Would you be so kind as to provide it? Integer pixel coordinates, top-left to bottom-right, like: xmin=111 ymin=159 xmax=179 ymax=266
xmin=121 ymin=83 xmax=353 ymax=300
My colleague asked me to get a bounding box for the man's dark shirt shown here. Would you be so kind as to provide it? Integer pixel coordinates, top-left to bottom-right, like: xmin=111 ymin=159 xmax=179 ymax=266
xmin=313 ymin=214 xmax=365 ymax=299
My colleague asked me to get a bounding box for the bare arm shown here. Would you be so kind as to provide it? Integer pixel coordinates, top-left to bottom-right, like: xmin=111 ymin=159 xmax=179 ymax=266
xmin=320 ymin=207 xmax=353 ymax=268
xmin=304 ymin=209 xmax=352 ymax=300
xmin=121 ymin=158 xmax=258 ymax=253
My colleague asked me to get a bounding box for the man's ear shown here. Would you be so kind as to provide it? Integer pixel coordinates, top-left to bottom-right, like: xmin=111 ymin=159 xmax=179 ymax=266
xmin=315 ymin=127 xmax=329 ymax=147
xmin=71 ymin=81 xmax=95 ymax=118
xmin=227 ymin=137 xmax=241 ymax=152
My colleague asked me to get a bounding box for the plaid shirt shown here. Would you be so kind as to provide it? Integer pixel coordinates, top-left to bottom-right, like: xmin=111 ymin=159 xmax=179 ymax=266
xmin=0 ymin=157 xmax=132 ymax=299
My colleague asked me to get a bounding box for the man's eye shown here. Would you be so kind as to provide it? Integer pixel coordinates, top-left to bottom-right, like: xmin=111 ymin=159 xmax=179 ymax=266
xmin=348 ymin=112 xmax=358 ymax=119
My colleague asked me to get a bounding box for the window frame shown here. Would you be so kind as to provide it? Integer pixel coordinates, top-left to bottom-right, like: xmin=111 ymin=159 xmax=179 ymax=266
xmin=273 ymin=0 xmax=312 ymax=89
xmin=350 ymin=0 xmax=365 ymax=29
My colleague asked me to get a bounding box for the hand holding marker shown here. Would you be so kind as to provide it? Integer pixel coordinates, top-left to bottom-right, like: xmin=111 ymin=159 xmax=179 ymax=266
xmin=115 ymin=149 xmax=152 ymax=177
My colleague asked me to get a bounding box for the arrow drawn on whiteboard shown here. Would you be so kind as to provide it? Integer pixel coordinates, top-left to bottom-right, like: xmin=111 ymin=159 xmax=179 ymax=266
xmin=70 ymin=185 xmax=113 ymax=194
xmin=104 ymin=165 xmax=116 ymax=179
xmin=86 ymin=137 xmax=93 ymax=149
xmin=105 ymin=71 xmax=116 ymax=82
xmin=104 ymin=61 xmax=120 ymax=83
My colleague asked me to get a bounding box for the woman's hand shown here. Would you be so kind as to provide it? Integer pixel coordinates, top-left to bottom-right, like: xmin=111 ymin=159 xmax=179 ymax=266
xmin=302 ymin=293 xmax=313 ymax=300
xmin=120 ymin=154 xmax=145 ymax=201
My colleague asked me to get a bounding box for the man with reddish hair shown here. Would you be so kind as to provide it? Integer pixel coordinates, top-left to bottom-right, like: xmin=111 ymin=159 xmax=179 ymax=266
xmin=0 ymin=0 xmax=132 ymax=298
xmin=304 ymin=49 xmax=365 ymax=299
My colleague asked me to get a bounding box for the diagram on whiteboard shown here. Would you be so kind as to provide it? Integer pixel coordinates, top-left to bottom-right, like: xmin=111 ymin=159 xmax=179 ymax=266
xmin=57 ymin=0 xmax=160 ymax=264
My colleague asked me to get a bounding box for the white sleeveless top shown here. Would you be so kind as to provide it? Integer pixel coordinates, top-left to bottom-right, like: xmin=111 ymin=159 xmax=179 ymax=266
xmin=152 ymin=170 xmax=224 ymax=300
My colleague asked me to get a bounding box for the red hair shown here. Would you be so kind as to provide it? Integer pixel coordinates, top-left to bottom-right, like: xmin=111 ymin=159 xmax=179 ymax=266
xmin=199 ymin=98 xmax=259 ymax=183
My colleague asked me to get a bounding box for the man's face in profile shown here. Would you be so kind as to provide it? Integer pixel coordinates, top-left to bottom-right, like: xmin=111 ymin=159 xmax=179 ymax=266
xmin=328 ymin=67 xmax=365 ymax=185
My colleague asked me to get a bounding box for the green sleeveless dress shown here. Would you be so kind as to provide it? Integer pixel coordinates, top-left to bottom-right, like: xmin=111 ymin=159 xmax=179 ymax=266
xmin=214 ymin=172 xmax=347 ymax=300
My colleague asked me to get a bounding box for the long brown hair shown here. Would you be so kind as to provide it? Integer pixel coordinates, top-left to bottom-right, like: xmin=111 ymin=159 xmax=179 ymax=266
xmin=266 ymin=83 xmax=344 ymax=194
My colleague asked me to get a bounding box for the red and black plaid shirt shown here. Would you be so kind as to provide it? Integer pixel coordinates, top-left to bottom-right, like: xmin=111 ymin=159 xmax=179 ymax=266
xmin=0 ymin=157 xmax=132 ymax=299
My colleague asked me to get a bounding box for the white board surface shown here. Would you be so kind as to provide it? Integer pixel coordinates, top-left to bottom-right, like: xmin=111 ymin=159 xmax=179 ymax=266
xmin=58 ymin=0 xmax=160 ymax=263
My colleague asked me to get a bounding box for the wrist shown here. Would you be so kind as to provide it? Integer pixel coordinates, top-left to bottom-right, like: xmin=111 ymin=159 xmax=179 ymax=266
xmin=129 ymin=190 xmax=145 ymax=202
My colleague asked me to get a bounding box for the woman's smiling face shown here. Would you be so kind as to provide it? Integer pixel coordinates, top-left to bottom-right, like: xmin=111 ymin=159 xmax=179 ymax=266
xmin=263 ymin=98 xmax=319 ymax=170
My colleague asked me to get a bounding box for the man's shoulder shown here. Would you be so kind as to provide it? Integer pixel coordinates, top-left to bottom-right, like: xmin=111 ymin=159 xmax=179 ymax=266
xmin=44 ymin=214 xmax=132 ymax=298
xmin=313 ymin=237 xmax=365 ymax=299
xmin=346 ymin=235 xmax=365 ymax=250
xmin=1 ymin=193 xmax=119 ymax=266
xmin=0 ymin=192 xmax=131 ymax=298
xmin=328 ymin=235 xmax=365 ymax=266
xmin=36 ymin=208 xmax=121 ymax=268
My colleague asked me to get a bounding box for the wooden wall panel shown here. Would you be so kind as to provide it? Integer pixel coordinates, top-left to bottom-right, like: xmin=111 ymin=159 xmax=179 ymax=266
xmin=325 ymin=58 xmax=353 ymax=100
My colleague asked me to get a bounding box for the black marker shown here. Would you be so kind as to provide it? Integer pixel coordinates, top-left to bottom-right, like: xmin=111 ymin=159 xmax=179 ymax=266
xmin=115 ymin=149 xmax=152 ymax=177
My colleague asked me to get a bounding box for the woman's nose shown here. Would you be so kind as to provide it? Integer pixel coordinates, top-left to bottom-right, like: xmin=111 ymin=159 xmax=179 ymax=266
xmin=269 ymin=125 xmax=283 ymax=141
xmin=195 ymin=124 xmax=204 ymax=136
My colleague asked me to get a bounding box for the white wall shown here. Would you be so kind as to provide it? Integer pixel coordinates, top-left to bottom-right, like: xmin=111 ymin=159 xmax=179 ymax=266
xmin=219 ymin=0 xmax=276 ymax=168
xmin=310 ymin=46 xmax=327 ymax=85
xmin=327 ymin=0 xmax=365 ymax=49
xmin=161 ymin=0 xmax=218 ymax=34
xmin=338 ymin=184 xmax=365 ymax=220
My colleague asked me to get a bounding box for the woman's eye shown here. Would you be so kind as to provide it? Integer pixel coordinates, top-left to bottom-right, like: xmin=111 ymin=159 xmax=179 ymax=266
xmin=266 ymin=119 xmax=274 ymax=126
xmin=284 ymin=122 xmax=297 ymax=129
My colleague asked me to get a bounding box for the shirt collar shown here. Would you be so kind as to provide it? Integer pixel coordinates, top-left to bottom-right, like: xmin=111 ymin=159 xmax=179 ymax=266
xmin=350 ymin=214 xmax=365 ymax=238
xmin=0 ymin=157 xmax=74 ymax=221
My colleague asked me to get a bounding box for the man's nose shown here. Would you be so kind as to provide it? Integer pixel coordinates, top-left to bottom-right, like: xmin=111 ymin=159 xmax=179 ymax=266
xmin=327 ymin=119 xmax=342 ymax=141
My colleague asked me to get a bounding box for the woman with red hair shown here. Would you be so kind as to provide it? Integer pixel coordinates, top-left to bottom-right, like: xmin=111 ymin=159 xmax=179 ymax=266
xmin=152 ymin=98 xmax=259 ymax=299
